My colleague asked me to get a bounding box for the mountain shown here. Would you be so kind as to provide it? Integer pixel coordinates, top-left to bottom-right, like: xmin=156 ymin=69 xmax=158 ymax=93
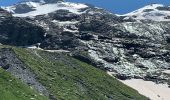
xmin=0 ymin=0 xmax=170 ymax=99
xmin=120 ymin=4 xmax=170 ymax=21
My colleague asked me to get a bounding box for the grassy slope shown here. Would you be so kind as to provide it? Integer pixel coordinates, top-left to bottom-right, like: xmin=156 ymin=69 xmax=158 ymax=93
xmin=0 ymin=68 xmax=47 ymax=100
xmin=13 ymin=47 xmax=148 ymax=100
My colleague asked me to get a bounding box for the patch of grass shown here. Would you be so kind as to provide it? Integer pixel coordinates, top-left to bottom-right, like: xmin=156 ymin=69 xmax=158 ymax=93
xmin=13 ymin=47 xmax=148 ymax=100
xmin=0 ymin=68 xmax=47 ymax=100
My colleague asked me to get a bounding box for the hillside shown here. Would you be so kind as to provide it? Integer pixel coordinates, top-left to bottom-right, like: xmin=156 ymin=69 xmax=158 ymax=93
xmin=0 ymin=45 xmax=147 ymax=100
xmin=0 ymin=68 xmax=47 ymax=100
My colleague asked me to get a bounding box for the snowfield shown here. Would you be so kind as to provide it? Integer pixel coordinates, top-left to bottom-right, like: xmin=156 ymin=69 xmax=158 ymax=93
xmin=121 ymin=79 xmax=170 ymax=100
xmin=119 ymin=4 xmax=170 ymax=21
xmin=107 ymin=71 xmax=170 ymax=100
xmin=3 ymin=1 xmax=88 ymax=17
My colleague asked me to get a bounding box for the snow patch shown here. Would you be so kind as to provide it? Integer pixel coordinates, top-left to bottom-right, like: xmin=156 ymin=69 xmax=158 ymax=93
xmin=162 ymin=70 xmax=170 ymax=74
xmin=26 ymin=45 xmax=70 ymax=53
xmin=121 ymin=79 xmax=170 ymax=100
xmin=63 ymin=28 xmax=79 ymax=33
xmin=52 ymin=20 xmax=79 ymax=26
xmin=45 ymin=50 xmax=70 ymax=53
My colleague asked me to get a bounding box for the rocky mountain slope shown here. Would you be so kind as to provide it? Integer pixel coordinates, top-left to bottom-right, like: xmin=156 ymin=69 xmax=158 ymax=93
xmin=0 ymin=45 xmax=147 ymax=100
xmin=0 ymin=0 xmax=170 ymax=99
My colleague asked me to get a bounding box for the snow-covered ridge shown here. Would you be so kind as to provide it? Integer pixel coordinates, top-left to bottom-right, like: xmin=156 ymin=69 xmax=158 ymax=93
xmin=120 ymin=4 xmax=170 ymax=21
xmin=2 ymin=1 xmax=88 ymax=17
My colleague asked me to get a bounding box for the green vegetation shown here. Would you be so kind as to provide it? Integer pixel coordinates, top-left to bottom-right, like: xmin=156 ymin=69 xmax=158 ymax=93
xmin=0 ymin=68 xmax=47 ymax=100
xmin=13 ymin=47 xmax=147 ymax=100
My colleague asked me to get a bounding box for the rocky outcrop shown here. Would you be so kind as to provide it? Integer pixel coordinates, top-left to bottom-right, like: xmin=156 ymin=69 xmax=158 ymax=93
xmin=0 ymin=16 xmax=45 ymax=46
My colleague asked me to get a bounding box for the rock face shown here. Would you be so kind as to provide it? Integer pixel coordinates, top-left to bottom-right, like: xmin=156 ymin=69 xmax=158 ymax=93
xmin=1 ymin=1 xmax=170 ymax=86
xmin=0 ymin=9 xmax=45 ymax=46
xmin=0 ymin=18 xmax=45 ymax=46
